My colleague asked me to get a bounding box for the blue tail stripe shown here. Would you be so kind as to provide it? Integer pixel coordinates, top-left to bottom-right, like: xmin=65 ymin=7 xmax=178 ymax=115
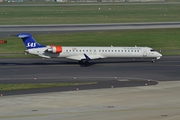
xmin=17 ymin=33 xmax=46 ymax=49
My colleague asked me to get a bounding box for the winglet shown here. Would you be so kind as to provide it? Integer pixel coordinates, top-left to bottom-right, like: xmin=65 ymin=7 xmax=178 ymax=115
xmin=84 ymin=54 xmax=91 ymax=60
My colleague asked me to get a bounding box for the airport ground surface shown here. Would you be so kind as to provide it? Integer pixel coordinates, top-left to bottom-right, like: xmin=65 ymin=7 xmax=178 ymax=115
xmin=0 ymin=81 xmax=180 ymax=120
xmin=0 ymin=56 xmax=180 ymax=120
xmin=0 ymin=56 xmax=180 ymax=96
xmin=1 ymin=21 xmax=180 ymax=119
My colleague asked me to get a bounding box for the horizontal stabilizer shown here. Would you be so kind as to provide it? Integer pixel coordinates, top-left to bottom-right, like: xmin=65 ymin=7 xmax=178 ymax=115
xmin=17 ymin=34 xmax=31 ymax=38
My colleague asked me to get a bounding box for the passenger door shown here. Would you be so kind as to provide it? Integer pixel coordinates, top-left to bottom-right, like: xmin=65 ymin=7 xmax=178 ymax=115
xmin=143 ymin=49 xmax=147 ymax=57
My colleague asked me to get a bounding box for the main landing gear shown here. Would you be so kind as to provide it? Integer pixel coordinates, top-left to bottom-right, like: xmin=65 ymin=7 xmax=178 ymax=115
xmin=79 ymin=60 xmax=89 ymax=64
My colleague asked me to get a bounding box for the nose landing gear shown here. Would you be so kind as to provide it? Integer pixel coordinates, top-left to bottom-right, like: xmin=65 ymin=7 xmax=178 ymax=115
xmin=151 ymin=58 xmax=156 ymax=63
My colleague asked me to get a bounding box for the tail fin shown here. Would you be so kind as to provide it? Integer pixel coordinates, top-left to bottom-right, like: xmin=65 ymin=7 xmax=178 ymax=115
xmin=17 ymin=33 xmax=46 ymax=49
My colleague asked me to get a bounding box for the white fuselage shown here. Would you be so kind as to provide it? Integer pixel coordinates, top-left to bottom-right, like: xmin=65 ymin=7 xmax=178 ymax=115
xmin=26 ymin=46 xmax=162 ymax=61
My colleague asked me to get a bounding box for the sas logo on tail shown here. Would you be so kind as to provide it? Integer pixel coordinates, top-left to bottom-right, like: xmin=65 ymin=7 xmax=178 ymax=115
xmin=27 ymin=42 xmax=36 ymax=47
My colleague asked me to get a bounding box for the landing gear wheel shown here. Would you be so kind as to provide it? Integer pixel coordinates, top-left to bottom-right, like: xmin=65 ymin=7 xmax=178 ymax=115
xmin=79 ymin=60 xmax=83 ymax=64
xmin=151 ymin=59 xmax=156 ymax=63
xmin=79 ymin=60 xmax=89 ymax=65
xmin=84 ymin=61 xmax=89 ymax=65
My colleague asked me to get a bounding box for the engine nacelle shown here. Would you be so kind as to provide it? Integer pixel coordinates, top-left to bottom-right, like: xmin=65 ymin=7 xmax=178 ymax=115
xmin=47 ymin=46 xmax=62 ymax=53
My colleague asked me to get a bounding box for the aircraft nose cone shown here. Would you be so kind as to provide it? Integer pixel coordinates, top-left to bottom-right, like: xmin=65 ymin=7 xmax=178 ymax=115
xmin=156 ymin=52 xmax=162 ymax=60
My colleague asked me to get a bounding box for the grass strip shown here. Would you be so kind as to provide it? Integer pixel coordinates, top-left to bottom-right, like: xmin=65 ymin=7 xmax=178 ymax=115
xmin=0 ymin=82 xmax=97 ymax=92
xmin=1 ymin=28 xmax=180 ymax=56
xmin=0 ymin=4 xmax=180 ymax=24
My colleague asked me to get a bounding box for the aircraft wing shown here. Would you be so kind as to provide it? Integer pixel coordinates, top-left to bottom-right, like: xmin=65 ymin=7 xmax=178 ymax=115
xmin=66 ymin=54 xmax=105 ymax=61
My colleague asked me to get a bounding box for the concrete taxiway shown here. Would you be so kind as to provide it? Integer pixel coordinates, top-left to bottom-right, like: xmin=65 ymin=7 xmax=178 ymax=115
xmin=0 ymin=81 xmax=180 ymax=120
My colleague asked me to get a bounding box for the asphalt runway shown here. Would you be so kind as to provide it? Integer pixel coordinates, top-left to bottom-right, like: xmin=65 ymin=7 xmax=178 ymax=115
xmin=1 ymin=56 xmax=180 ymax=81
xmin=1 ymin=22 xmax=180 ymax=38
xmin=0 ymin=56 xmax=180 ymax=95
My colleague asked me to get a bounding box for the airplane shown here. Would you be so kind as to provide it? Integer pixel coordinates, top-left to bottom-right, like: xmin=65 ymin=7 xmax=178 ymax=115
xmin=17 ymin=33 xmax=162 ymax=64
